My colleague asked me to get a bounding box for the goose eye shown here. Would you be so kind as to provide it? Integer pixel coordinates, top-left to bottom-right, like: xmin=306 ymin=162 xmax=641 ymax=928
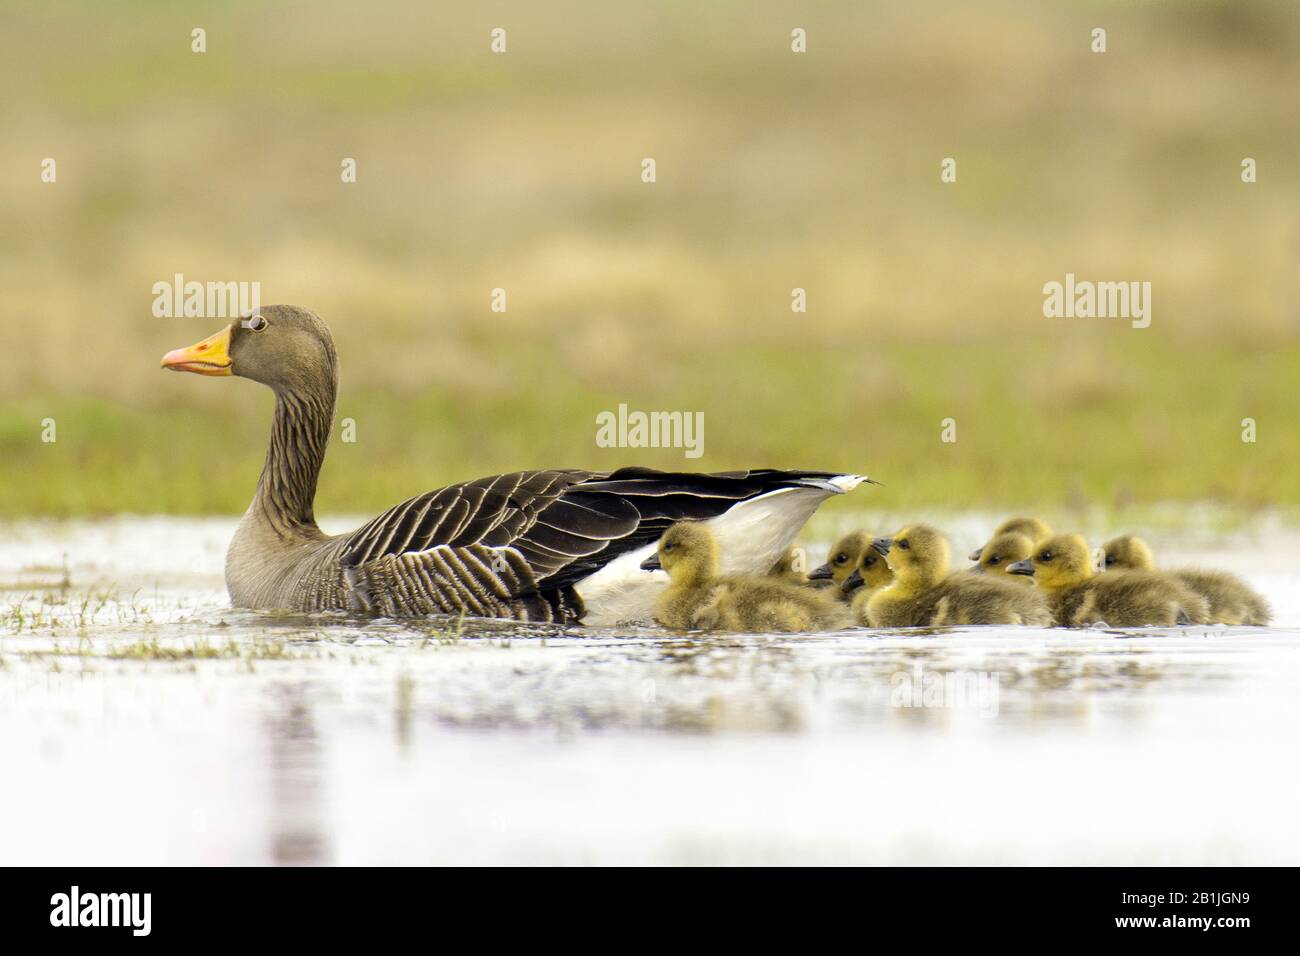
xmin=1105 ymin=554 xmax=1116 ymax=566
xmin=988 ymin=556 xmax=1000 ymax=565
xmin=834 ymin=553 xmax=847 ymax=564
xmin=863 ymin=556 xmax=875 ymax=567
xmin=663 ymin=542 xmax=674 ymax=552
xmin=245 ymin=314 xmax=268 ymax=332
xmin=1040 ymin=551 xmax=1053 ymax=562
xmin=898 ymin=540 xmax=910 ymax=550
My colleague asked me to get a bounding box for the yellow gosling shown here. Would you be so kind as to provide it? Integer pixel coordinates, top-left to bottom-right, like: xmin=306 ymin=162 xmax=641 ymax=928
xmin=974 ymin=532 xmax=1035 ymax=582
xmin=696 ymin=579 xmax=851 ymax=632
xmin=862 ymin=524 xmax=1052 ymax=627
xmin=969 ymin=516 xmax=1053 ymax=562
xmin=808 ymin=530 xmax=873 ymax=601
xmin=1102 ymin=534 xmax=1271 ymax=625
xmin=1008 ymin=533 xmax=1210 ymax=627
xmin=839 ymin=545 xmax=895 ymax=601
xmin=644 ymin=522 xmax=847 ymax=632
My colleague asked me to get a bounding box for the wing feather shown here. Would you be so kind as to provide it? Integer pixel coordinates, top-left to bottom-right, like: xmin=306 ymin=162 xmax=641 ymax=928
xmin=339 ymin=467 xmax=860 ymax=621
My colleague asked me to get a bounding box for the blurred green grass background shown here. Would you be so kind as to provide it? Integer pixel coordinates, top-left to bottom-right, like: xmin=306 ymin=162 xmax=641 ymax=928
xmin=0 ymin=0 xmax=1297 ymax=518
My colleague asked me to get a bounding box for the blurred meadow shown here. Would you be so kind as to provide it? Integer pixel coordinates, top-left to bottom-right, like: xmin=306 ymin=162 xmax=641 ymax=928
xmin=0 ymin=0 xmax=1297 ymax=520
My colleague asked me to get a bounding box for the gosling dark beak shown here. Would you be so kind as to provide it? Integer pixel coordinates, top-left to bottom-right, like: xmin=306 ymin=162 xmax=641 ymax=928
xmin=968 ymin=547 xmax=983 ymax=562
xmin=640 ymin=554 xmax=662 ymax=572
xmin=807 ymin=563 xmax=833 ymax=581
xmin=1007 ymin=559 xmax=1035 ymax=576
xmin=871 ymin=537 xmax=892 ymax=557
xmin=842 ymin=569 xmax=864 ymax=593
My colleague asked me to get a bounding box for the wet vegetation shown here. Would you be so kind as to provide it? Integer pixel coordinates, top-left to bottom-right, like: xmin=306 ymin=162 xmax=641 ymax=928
xmin=1 ymin=1 xmax=1297 ymax=515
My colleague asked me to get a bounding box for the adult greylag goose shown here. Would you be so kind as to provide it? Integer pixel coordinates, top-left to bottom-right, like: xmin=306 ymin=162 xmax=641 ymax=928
xmin=162 ymin=306 xmax=872 ymax=625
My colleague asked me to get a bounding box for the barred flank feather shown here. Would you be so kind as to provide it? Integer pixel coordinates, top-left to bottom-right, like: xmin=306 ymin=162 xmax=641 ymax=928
xmin=332 ymin=468 xmax=853 ymax=621
xmin=343 ymin=543 xmax=575 ymax=622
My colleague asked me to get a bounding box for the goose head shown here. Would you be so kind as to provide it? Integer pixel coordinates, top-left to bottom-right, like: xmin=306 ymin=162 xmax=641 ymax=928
xmin=1099 ymin=534 xmax=1155 ymax=572
xmin=969 ymin=516 xmax=1052 ymax=561
xmin=873 ymin=524 xmax=949 ymax=589
xmin=161 ymin=305 xmax=337 ymax=395
xmin=973 ymin=531 xmax=1034 ymax=578
xmin=640 ymin=521 xmax=718 ymax=585
xmin=1006 ymin=533 xmax=1092 ymax=591
xmin=840 ymin=542 xmax=894 ymax=594
xmin=808 ymin=530 xmax=869 ymax=586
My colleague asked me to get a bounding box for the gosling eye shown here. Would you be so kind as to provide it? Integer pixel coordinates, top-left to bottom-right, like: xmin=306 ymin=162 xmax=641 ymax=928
xmin=1039 ymin=551 xmax=1053 ymax=562
xmin=988 ymin=556 xmax=1000 ymax=565
xmin=863 ymin=556 xmax=876 ymax=567
xmin=834 ymin=553 xmax=847 ymax=565
xmin=1105 ymin=554 xmax=1116 ymax=566
xmin=663 ymin=542 xmax=675 ymax=553
xmin=898 ymin=540 xmax=910 ymax=551
xmin=244 ymin=314 xmax=268 ymax=332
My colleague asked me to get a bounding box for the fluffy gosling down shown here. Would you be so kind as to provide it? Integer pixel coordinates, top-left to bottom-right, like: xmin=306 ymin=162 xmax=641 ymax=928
xmin=1008 ymin=534 xmax=1209 ymax=627
xmin=643 ymin=522 xmax=849 ymax=633
xmin=1101 ymin=534 xmax=1271 ymax=626
xmin=839 ymin=540 xmax=896 ymax=599
xmin=808 ymin=531 xmax=883 ymax=601
xmin=769 ymin=545 xmax=832 ymax=589
xmin=969 ymin=516 xmax=1052 ymax=562
xmin=972 ymin=531 xmax=1036 ymax=580
xmin=859 ymin=525 xmax=1052 ymax=628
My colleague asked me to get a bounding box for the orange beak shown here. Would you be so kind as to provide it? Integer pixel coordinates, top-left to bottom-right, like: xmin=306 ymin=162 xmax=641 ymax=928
xmin=161 ymin=325 xmax=233 ymax=376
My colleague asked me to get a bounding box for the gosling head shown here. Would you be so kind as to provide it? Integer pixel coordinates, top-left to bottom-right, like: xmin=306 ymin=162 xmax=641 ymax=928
xmin=162 ymin=305 xmax=338 ymax=395
xmin=809 ymin=531 xmax=869 ymax=586
xmin=1005 ymin=533 xmax=1092 ymax=591
xmin=640 ymin=521 xmax=718 ymax=583
xmin=1100 ymin=534 xmax=1155 ymax=572
xmin=841 ymin=543 xmax=895 ymax=594
xmin=872 ymin=524 xmax=950 ymax=588
xmin=974 ymin=532 xmax=1034 ymax=576
xmin=970 ymin=516 xmax=1052 ymax=561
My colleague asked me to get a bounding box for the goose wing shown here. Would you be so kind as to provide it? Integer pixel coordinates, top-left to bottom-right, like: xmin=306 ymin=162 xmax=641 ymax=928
xmin=528 ymin=467 xmax=858 ymax=591
xmin=338 ymin=467 xmax=859 ymax=620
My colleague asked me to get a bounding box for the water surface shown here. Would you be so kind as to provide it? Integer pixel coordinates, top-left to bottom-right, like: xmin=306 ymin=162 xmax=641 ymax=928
xmin=2 ymin=517 xmax=1297 ymax=865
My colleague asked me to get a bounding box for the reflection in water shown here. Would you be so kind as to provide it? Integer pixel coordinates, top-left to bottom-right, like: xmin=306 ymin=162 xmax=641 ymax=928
xmin=395 ymin=673 xmax=415 ymax=750
xmin=264 ymin=683 xmax=329 ymax=865
xmin=1 ymin=511 xmax=1297 ymax=864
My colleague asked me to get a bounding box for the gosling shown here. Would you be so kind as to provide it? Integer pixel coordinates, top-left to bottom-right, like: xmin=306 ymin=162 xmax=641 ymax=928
xmin=839 ymin=543 xmax=895 ymax=599
xmin=969 ymin=516 xmax=1053 ymax=562
xmin=808 ymin=530 xmax=875 ymax=600
xmin=1101 ymin=534 xmax=1271 ymax=626
xmin=862 ymin=524 xmax=1053 ymax=627
xmin=1007 ymin=533 xmax=1210 ymax=627
xmin=642 ymin=522 xmax=847 ymax=632
xmin=972 ymin=531 xmax=1036 ymax=582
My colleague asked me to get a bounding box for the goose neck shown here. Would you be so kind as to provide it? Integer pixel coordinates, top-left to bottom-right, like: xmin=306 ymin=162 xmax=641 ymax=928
xmin=252 ymin=383 xmax=335 ymax=539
